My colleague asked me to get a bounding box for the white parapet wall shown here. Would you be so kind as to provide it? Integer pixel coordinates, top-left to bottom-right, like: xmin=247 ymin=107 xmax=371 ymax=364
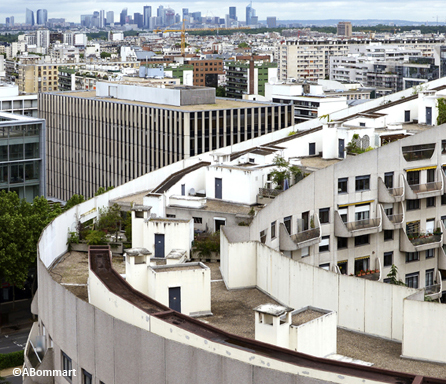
xmin=402 ymin=292 xmax=446 ymax=364
xmin=220 ymin=237 xmax=419 ymax=342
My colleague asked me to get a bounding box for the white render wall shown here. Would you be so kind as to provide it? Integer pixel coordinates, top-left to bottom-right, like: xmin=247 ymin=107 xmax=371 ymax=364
xmin=147 ymin=264 xmax=211 ymax=316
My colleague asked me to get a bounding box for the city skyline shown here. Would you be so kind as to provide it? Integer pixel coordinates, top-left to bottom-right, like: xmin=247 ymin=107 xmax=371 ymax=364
xmin=2 ymin=1 xmax=446 ymax=26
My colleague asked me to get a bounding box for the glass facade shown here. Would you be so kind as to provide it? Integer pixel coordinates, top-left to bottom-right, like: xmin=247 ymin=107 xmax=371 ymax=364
xmin=0 ymin=121 xmax=43 ymax=202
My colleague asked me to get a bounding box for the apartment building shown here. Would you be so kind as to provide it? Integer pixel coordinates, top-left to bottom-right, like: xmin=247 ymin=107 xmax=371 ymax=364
xmin=39 ymin=82 xmax=292 ymax=200
xmin=337 ymin=22 xmax=352 ymax=37
xmin=17 ymin=63 xmax=59 ymax=94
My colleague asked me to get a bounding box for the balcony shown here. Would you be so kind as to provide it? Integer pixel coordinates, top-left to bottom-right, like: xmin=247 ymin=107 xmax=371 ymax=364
xmin=380 ymin=205 xmax=404 ymax=230
xmin=279 ymin=214 xmax=321 ymax=251
xmin=24 ymin=322 xmax=55 ymax=374
xmin=334 ymin=211 xmax=381 ymax=238
xmin=377 ymin=176 xmax=404 ymax=203
xmin=399 ymin=228 xmax=443 ymax=253
xmin=408 ymin=181 xmax=442 ymax=197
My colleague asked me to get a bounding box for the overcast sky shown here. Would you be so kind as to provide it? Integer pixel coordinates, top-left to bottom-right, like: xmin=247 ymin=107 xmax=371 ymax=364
xmin=2 ymin=1 xmax=446 ymax=25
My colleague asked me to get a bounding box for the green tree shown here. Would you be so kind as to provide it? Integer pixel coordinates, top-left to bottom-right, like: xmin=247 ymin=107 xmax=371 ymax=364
xmin=63 ymin=194 xmax=85 ymax=211
xmin=437 ymin=98 xmax=446 ymax=125
xmin=96 ymin=203 xmax=122 ymax=241
xmin=237 ymin=42 xmax=249 ymax=48
xmin=0 ymin=192 xmax=61 ymax=299
xmin=386 ymin=264 xmax=406 ymax=286
xmin=269 ymin=155 xmax=302 ymax=189
xmin=95 ymin=186 xmax=114 ymax=196
xmin=100 ymin=51 xmax=111 ymax=59
xmin=216 ymin=86 xmax=226 ymax=97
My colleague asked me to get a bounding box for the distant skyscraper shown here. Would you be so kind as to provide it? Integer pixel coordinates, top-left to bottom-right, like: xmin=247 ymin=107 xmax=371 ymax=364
xmin=26 ymin=8 xmax=35 ymax=26
xmin=134 ymin=13 xmax=143 ymax=28
xmin=229 ymin=7 xmax=236 ymax=20
xmin=106 ymin=11 xmax=114 ymax=25
xmin=143 ymin=6 xmax=152 ymax=28
xmin=5 ymin=17 xmax=10 ymax=26
xmin=337 ymin=21 xmax=352 ymax=37
xmin=37 ymin=9 xmax=48 ymax=25
xmin=267 ymin=16 xmax=276 ymax=28
xmin=245 ymin=2 xmax=254 ymax=25
xmin=120 ymin=8 xmax=128 ymax=26
xmin=182 ymin=8 xmax=189 ymax=20
xmin=99 ymin=10 xmax=105 ymax=28
xmin=10 ymin=16 xmax=14 ymax=26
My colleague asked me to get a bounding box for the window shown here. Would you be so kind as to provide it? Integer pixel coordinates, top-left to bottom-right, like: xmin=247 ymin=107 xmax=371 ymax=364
xmin=405 ymin=272 xmax=419 ymax=288
xmin=82 ymin=370 xmax=92 ymax=384
xmin=426 ymin=197 xmax=436 ymax=207
xmin=62 ymin=352 xmax=72 ymax=380
xmin=166 ymin=214 xmax=176 ymax=218
xmin=442 ymin=194 xmax=446 ymax=205
xmin=193 ymin=217 xmax=202 ymax=224
xmin=338 ymin=178 xmax=347 ymax=193
xmin=402 ymin=144 xmax=435 ymax=161
xmin=301 ymin=246 xmax=309 ymax=257
xmin=319 ymin=263 xmax=330 ymax=271
xmin=407 ymin=170 xmax=420 ymax=185
xmin=284 ymin=216 xmax=292 ymax=234
xmin=354 ymin=257 xmax=369 ymax=275
xmin=406 ymin=220 xmax=420 ymax=236
xmin=319 ymin=235 xmax=329 ymax=252
xmin=442 ymin=139 xmax=446 ymax=154
xmin=338 ymin=260 xmax=348 ymax=274
xmin=425 ymin=269 xmax=434 ymax=287
xmin=355 ymin=175 xmax=370 ymax=191
xmin=406 ymin=199 xmax=420 ymax=211
xmin=426 ymin=249 xmax=434 ymax=259
xmin=384 ymin=230 xmax=393 ymax=241
xmin=384 ymin=251 xmax=393 ymax=267
xmin=271 ymin=221 xmax=276 ymax=239
xmin=384 ymin=172 xmax=394 ymax=189
xmin=354 ymin=234 xmax=369 ymax=246
xmin=260 ymin=230 xmax=267 ymax=244
xmin=359 ymin=122 xmax=366 ymax=127
xmin=337 ymin=237 xmax=348 ymax=249
xmin=427 ymin=168 xmax=435 ymax=183
xmin=319 ymin=208 xmax=329 ymax=224
xmin=355 ymin=203 xmax=370 ymax=222
xmin=406 ymin=252 xmax=419 ymax=262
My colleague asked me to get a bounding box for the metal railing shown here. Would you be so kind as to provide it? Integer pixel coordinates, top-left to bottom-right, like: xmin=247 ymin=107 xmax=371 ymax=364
xmin=387 ymin=213 xmax=403 ymax=223
xmin=345 ymin=218 xmax=380 ymax=231
xmin=425 ymin=283 xmax=441 ymax=295
xmin=259 ymin=187 xmax=282 ymax=198
xmin=409 ymin=181 xmax=442 ymax=193
xmin=291 ymin=227 xmax=320 ymax=244
xmin=408 ymin=233 xmax=441 ymax=246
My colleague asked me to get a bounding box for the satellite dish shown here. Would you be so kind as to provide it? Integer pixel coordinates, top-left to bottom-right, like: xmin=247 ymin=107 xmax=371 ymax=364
xmin=189 ymin=188 xmax=196 ymax=196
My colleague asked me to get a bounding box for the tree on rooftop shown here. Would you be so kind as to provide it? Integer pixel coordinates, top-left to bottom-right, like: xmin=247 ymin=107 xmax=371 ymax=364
xmin=269 ymin=155 xmax=302 ymax=189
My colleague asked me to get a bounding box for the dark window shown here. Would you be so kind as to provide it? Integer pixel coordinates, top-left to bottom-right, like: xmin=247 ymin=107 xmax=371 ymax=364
xmin=260 ymin=230 xmax=267 ymax=244
xmin=359 ymin=122 xmax=366 ymax=127
xmin=442 ymin=140 xmax=446 ymax=154
xmin=319 ymin=208 xmax=329 ymax=224
xmin=271 ymin=221 xmax=276 ymax=239
xmin=384 ymin=172 xmax=393 ymax=189
xmin=384 ymin=230 xmax=393 ymax=241
xmin=337 ymin=237 xmax=348 ymax=249
xmin=426 ymin=249 xmax=434 ymax=258
xmin=319 ymin=235 xmax=329 ymax=252
xmin=338 ymin=260 xmax=348 ymax=274
xmin=355 ymin=175 xmax=370 ymax=191
xmin=338 ymin=178 xmax=347 ymax=193
xmin=82 ymin=370 xmax=92 ymax=384
xmin=426 ymin=197 xmax=436 ymax=207
xmin=284 ymin=216 xmax=292 ymax=234
xmin=354 ymin=257 xmax=369 ymax=275
xmin=402 ymin=143 xmax=435 ymax=161
xmin=384 ymin=251 xmax=393 ymax=267
xmin=442 ymin=194 xmax=446 ymax=205
xmin=407 ymin=171 xmax=419 ymax=185
xmin=319 ymin=263 xmax=330 ymax=270
xmin=406 ymin=199 xmax=420 ymax=210
xmin=405 ymin=272 xmax=419 ymax=288
xmin=406 ymin=252 xmax=419 ymax=262
xmin=383 ymin=278 xmax=391 ymax=284
xmin=166 ymin=214 xmax=176 ymax=218
xmin=62 ymin=352 xmax=72 ymax=380
xmin=193 ymin=217 xmax=202 ymax=224
xmin=427 ymin=168 xmax=435 ymax=183
xmin=354 ymin=234 xmax=369 ymax=246
xmin=425 ymin=269 xmax=434 ymax=287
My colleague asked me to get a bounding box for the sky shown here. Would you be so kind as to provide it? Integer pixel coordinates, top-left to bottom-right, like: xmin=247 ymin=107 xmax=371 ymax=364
xmin=2 ymin=0 xmax=446 ymax=25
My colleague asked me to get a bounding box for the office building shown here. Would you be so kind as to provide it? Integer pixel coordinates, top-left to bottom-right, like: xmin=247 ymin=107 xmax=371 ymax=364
xmin=106 ymin=11 xmax=114 ymax=25
xmin=246 ymin=1 xmax=254 ymax=25
xmin=120 ymin=8 xmax=128 ymax=26
xmin=134 ymin=13 xmax=143 ymax=28
xmin=143 ymin=6 xmax=152 ymax=28
xmin=36 ymin=9 xmax=48 ymax=25
xmin=25 ymin=8 xmax=34 ymax=26
xmin=267 ymin=17 xmax=276 ymax=28
xmin=0 ymin=112 xmax=45 ymax=201
xmin=229 ymin=6 xmax=236 ymax=20
xmin=185 ymin=58 xmax=224 ymax=87
xmin=39 ymin=82 xmax=292 ymax=200
xmin=337 ymin=21 xmax=352 ymax=37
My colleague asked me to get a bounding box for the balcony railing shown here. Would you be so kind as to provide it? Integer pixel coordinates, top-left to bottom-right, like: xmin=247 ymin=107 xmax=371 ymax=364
xmin=259 ymin=187 xmax=282 ymax=198
xmin=345 ymin=218 xmax=380 ymax=231
xmin=409 ymin=181 xmax=442 ymax=193
xmin=387 ymin=213 xmax=403 ymax=224
xmin=291 ymin=227 xmax=320 ymax=244
xmin=408 ymin=233 xmax=441 ymax=246
xmin=425 ymin=283 xmax=441 ymax=296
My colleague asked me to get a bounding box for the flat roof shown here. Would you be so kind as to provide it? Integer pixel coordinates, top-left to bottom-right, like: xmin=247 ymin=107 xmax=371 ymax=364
xmin=49 ymin=90 xmax=282 ymax=111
